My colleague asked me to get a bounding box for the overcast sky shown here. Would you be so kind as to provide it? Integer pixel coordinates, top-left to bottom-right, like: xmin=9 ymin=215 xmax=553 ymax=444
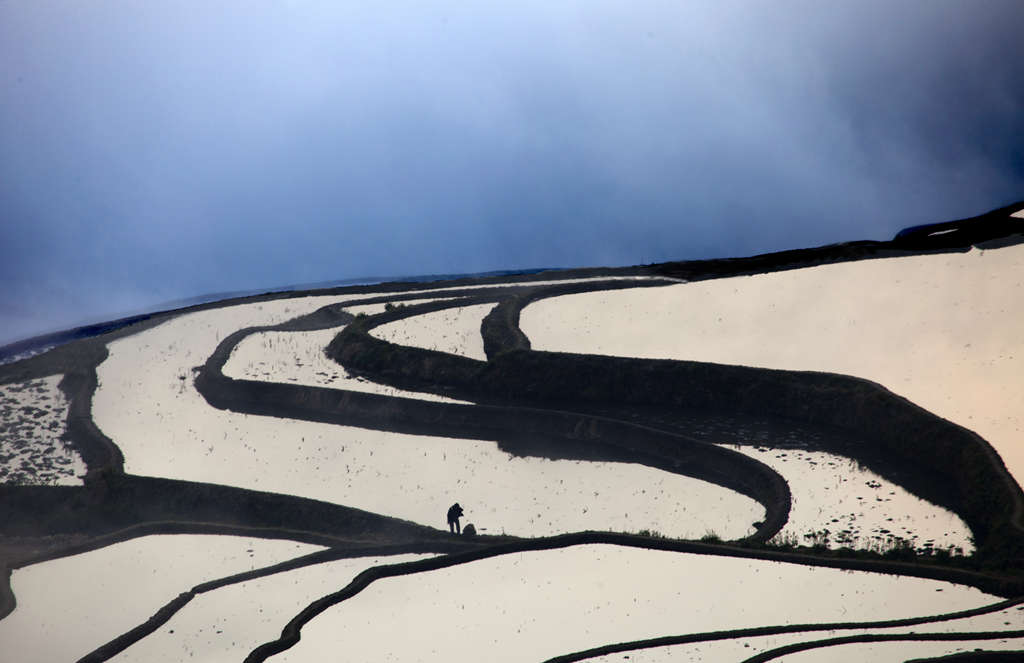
xmin=2 ymin=1 xmax=1022 ymax=345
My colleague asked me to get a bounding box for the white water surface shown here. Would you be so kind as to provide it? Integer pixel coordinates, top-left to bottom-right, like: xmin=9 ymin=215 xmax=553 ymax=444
xmin=591 ymin=620 xmax=1024 ymax=663
xmin=372 ymin=302 xmax=494 ymax=360
xmin=720 ymin=444 xmax=973 ymax=554
xmin=112 ymin=553 xmax=433 ymax=663
xmin=521 ymin=245 xmax=1024 ymax=491
xmin=93 ymin=297 xmax=761 ymax=539
xmin=224 ymin=327 xmax=469 ymax=403
xmin=0 ymin=535 xmax=322 ymax=663
xmin=276 ymin=543 xmax=1003 ymax=663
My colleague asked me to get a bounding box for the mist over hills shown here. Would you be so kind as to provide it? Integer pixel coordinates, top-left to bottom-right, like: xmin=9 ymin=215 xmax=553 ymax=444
xmin=3 ymin=2 xmax=1023 ymax=350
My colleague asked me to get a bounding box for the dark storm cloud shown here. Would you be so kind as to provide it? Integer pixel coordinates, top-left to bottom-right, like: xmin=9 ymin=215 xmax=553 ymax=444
xmin=2 ymin=1 xmax=1022 ymax=345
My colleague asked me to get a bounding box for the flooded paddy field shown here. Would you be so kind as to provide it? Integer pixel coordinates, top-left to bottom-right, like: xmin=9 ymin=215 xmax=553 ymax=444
xmin=0 ymin=535 xmax=322 ymax=662
xmin=722 ymin=444 xmax=973 ymax=554
xmin=519 ymin=245 xmax=1024 ymax=489
xmin=3 ymin=223 xmax=1023 ymax=662
xmin=274 ymin=544 xmax=1019 ymax=663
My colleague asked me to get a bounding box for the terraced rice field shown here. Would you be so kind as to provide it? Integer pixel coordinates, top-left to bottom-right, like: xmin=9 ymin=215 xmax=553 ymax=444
xmin=2 ymin=227 xmax=1023 ymax=662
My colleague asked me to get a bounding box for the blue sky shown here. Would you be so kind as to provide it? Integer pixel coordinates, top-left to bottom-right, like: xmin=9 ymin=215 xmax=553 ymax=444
xmin=2 ymin=1 xmax=1023 ymax=345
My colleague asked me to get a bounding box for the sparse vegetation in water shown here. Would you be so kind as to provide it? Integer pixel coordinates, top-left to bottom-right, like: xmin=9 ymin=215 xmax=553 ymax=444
xmin=9 ymin=227 xmax=1024 ymax=661
xmin=635 ymin=528 xmax=667 ymax=539
xmin=768 ymin=531 xmax=800 ymax=549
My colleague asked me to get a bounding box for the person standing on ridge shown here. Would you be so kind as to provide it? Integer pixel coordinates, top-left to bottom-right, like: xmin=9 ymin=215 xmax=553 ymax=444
xmin=447 ymin=502 xmax=464 ymax=534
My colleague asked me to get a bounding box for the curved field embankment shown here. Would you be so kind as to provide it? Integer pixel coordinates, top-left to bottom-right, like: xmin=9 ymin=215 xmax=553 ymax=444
xmin=193 ymin=270 xmax=1024 ymax=590
xmin=240 ymin=532 xmax=1024 ymax=663
xmin=2 ymin=202 xmax=1022 ymax=661
xmin=329 ymin=277 xmax=1024 ymax=563
xmin=197 ymin=283 xmax=791 ymax=543
xmin=0 ymin=295 xmax=497 ymax=624
xmin=75 ymin=544 xmax=459 ymax=663
xmin=738 ymin=629 xmax=1024 ymax=663
xmin=905 ymin=652 xmax=1024 ymax=663
xmin=543 ymin=595 xmax=1024 ymax=663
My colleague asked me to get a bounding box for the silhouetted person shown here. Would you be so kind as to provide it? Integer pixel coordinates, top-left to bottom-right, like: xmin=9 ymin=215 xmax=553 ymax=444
xmin=447 ymin=503 xmax=464 ymax=534
xmin=463 ymin=523 xmax=476 ymax=537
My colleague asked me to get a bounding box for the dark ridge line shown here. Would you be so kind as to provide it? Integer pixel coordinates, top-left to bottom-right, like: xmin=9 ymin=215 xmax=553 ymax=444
xmin=76 ymin=542 xmax=478 ymax=663
xmin=542 ymin=596 xmax=1024 ymax=663
xmin=205 ymin=371 xmax=792 ymax=541
xmin=4 ymin=199 xmax=1019 ymax=369
xmin=0 ymin=564 xmax=12 ymax=622
xmin=327 ymin=289 xmax=793 ymax=539
xmin=58 ymin=350 xmax=125 ymax=480
xmin=382 ymin=278 xmax=1024 ymax=558
xmin=346 ymin=278 xmax=1011 ymax=560
xmin=339 ymin=288 xmax=1002 ymax=542
xmin=483 ymin=281 xmax=1020 ymax=545
xmin=905 ymin=651 xmax=1024 ymax=662
xmin=258 ymin=275 xmax=1021 ymax=562
xmin=649 ymin=200 xmax=1024 ymax=283
xmin=6 ymin=518 xmax=452 ymax=572
xmin=210 ymin=289 xmax=1024 ymax=593
xmin=480 ymin=279 xmax=676 ymax=359
xmin=76 ymin=592 xmax=195 ymax=663
xmin=2 ymin=259 xmax=1007 ymax=582
xmin=242 ymin=536 xmax=628 ymax=663
xmin=17 ymin=277 xmax=636 ymax=479
xmin=0 ymin=206 xmax=1018 ymax=654
xmin=191 ymin=541 xmax=480 ymax=594
xmin=200 ymin=291 xmax=792 ymax=543
xmin=740 ymin=629 xmax=1024 ymax=663
xmin=892 ymin=201 xmax=1024 ymax=247
xmin=0 ymin=269 xmax=620 ymax=365
xmin=0 ymin=287 xmax=541 ymax=621
xmin=242 ymin=532 xmax=1024 ymax=663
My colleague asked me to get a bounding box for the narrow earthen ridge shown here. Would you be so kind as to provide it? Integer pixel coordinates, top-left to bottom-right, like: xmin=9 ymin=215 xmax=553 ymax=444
xmin=740 ymin=630 xmax=1024 ymax=663
xmin=331 ymin=277 xmax=1024 ymax=560
xmin=198 ymin=293 xmax=792 ymax=542
xmin=0 ymin=564 xmax=13 ymax=622
xmin=543 ymin=595 xmax=1024 ymax=663
xmin=490 ymin=284 xmax=1024 ymax=557
xmin=75 ymin=592 xmax=195 ymax=663
xmin=1 ymin=202 xmax=1021 ymax=653
xmin=76 ymin=541 xmax=480 ymax=663
xmin=1 ymin=474 xmax=458 ymax=568
xmin=59 ymin=354 xmax=125 ymax=480
xmin=241 ymin=532 xmax=1024 ymax=663
xmin=649 ymin=200 xmax=1024 ymax=282
xmin=479 ymin=278 xmax=672 ymax=359
xmin=905 ymin=652 xmax=1024 ymax=662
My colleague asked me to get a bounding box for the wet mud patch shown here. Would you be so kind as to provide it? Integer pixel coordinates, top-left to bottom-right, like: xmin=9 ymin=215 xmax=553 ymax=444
xmin=0 ymin=375 xmax=84 ymax=486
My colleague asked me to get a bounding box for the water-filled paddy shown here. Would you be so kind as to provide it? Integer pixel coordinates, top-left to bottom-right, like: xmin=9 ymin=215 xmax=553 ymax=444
xmin=588 ymin=623 xmax=1024 ymax=663
xmin=371 ymin=302 xmax=493 ymax=360
xmin=111 ymin=553 xmax=432 ymax=662
xmin=720 ymin=444 xmax=974 ymax=554
xmin=0 ymin=535 xmax=322 ymax=662
xmin=275 ymin=543 xmax=1004 ymax=663
xmin=225 ymin=327 xmax=468 ymax=403
xmin=520 ymin=246 xmax=1024 ymax=489
xmin=94 ymin=298 xmax=761 ymax=538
